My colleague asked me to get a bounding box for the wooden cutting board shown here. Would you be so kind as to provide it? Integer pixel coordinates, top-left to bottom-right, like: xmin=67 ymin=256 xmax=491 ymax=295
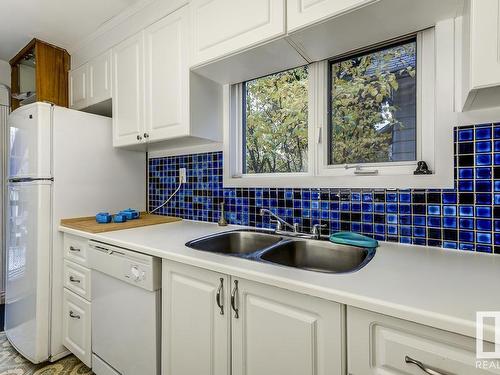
xmin=60 ymin=213 xmax=181 ymax=233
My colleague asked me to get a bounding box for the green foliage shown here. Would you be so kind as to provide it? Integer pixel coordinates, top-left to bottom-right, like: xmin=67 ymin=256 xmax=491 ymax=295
xmin=330 ymin=41 xmax=416 ymax=165
xmin=244 ymin=67 xmax=308 ymax=174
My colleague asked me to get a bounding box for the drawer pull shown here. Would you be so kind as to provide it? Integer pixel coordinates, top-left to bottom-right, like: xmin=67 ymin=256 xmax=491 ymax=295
xmin=69 ymin=246 xmax=80 ymax=252
xmin=405 ymin=356 xmax=451 ymax=375
xmin=216 ymin=278 xmax=224 ymax=315
xmin=69 ymin=276 xmax=81 ymax=283
xmin=69 ymin=311 xmax=81 ymax=319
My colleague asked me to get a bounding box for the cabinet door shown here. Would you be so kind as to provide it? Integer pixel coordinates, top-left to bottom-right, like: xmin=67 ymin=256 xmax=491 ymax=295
xmin=191 ymin=0 xmax=285 ymax=67
xmin=112 ymin=32 xmax=144 ymax=147
xmin=347 ymin=306 xmax=499 ymax=375
xmin=62 ymin=288 xmax=91 ymax=367
xmin=88 ymin=50 xmax=112 ymax=105
xmin=469 ymin=0 xmax=500 ymax=89
xmin=287 ymin=0 xmax=378 ymax=32
xmin=69 ymin=64 xmax=88 ymax=110
xmin=144 ymin=6 xmax=189 ymax=142
xmin=231 ymin=278 xmax=344 ymax=375
xmin=162 ymin=260 xmax=230 ymax=375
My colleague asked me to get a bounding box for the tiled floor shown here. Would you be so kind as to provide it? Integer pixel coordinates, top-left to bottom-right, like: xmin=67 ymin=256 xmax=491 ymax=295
xmin=0 ymin=332 xmax=92 ymax=375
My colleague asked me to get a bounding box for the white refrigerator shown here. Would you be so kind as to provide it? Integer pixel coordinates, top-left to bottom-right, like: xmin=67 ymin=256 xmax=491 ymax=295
xmin=5 ymin=102 xmax=146 ymax=363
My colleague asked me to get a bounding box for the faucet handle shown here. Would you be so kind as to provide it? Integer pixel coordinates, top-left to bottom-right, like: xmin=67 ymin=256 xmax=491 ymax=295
xmin=311 ymin=223 xmax=327 ymax=236
xmin=293 ymin=223 xmax=300 ymax=232
xmin=270 ymin=219 xmax=282 ymax=231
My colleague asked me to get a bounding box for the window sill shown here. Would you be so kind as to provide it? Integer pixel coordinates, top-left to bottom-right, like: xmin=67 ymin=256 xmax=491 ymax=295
xmin=223 ymin=172 xmax=454 ymax=189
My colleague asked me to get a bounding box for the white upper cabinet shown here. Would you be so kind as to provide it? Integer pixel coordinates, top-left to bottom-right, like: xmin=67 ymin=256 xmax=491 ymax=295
xmin=231 ymin=278 xmax=344 ymax=375
xmin=190 ymin=0 xmax=286 ymax=67
xmin=144 ymin=6 xmax=190 ymax=141
xmin=461 ymin=0 xmax=500 ymax=110
xmin=112 ymin=32 xmax=145 ymax=147
xmin=88 ymin=50 xmax=112 ymax=105
xmin=69 ymin=64 xmax=88 ymax=110
xmin=287 ymin=0 xmax=378 ymax=32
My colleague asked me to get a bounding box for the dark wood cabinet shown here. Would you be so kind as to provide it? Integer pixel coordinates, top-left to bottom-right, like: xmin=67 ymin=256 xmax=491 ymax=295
xmin=10 ymin=38 xmax=70 ymax=110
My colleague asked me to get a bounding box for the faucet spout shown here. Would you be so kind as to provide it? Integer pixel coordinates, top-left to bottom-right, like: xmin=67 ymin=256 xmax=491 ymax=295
xmin=259 ymin=209 xmax=296 ymax=233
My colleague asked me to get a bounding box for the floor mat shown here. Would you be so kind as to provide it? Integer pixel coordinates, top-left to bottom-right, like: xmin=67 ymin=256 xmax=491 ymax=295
xmin=0 ymin=332 xmax=93 ymax=375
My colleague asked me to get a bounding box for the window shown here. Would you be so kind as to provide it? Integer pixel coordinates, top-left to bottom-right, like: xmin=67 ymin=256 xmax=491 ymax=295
xmin=329 ymin=39 xmax=417 ymax=166
xmin=225 ymin=25 xmax=454 ymax=189
xmin=242 ymin=66 xmax=309 ymax=174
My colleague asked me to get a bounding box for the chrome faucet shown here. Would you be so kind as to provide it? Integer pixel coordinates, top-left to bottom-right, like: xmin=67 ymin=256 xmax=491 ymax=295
xmin=259 ymin=209 xmax=296 ymax=233
xmin=260 ymin=209 xmax=327 ymax=239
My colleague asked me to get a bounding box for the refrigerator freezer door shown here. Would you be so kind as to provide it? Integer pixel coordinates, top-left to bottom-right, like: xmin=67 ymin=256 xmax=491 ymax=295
xmin=5 ymin=180 xmax=52 ymax=363
xmin=8 ymin=103 xmax=52 ymax=179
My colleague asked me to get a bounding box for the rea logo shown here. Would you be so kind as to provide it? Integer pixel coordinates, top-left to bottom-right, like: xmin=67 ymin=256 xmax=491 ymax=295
xmin=476 ymin=312 xmax=500 ymax=359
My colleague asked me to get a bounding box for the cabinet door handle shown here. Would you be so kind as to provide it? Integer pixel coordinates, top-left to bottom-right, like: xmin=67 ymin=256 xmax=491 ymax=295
xmin=143 ymin=132 xmax=149 ymax=139
xmin=216 ymin=278 xmax=224 ymax=315
xmin=405 ymin=356 xmax=450 ymax=375
xmin=69 ymin=311 xmax=81 ymax=319
xmin=230 ymin=280 xmax=239 ymax=319
xmin=137 ymin=134 xmax=142 ymax=141
xmin=69 ymin=276 xmax=80 ymax=283
xmin=69 ymin=246 xmax=80 ymax=252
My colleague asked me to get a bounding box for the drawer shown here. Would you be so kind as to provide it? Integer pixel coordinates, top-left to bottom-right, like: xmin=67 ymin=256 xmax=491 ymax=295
xmin=63 ymin=260 xmax=91 ymax=301
xmin=64 ymin=234 xmax=89 ymax=266
xmin=62 ymin=288 xmax=91 ymax=367
xmin=347 ymin=306 xmax=498 ymax=375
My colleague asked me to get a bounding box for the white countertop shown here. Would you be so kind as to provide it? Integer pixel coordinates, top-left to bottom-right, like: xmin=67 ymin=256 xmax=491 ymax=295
xmin=60 ymin=220 xmax=500 ymax=342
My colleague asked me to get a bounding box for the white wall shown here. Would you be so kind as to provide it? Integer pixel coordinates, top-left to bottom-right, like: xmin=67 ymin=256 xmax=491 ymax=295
xmin=0 ymin=59 xmax=10 ymax=87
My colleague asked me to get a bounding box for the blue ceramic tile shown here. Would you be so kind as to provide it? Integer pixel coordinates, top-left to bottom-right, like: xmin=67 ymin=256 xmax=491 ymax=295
xmin=443 ymin=205 xmax=457 ymax=216
xmin=476 ymin=206 xmax=492 ymax=218
xmin=442 ymin=193 xmax=457 ymax=204
xmin=495 ymin=154 xmax=500 ymax=165
xmin=495 ymin=140 xmax=500 ymax=152
xmin=458 ymin=181 xmax=473 ymax=191
xmin=495 ymin=125 xmax=500 ymax=138
xmin=476 ymin=154 xmax=492 ymax=166
xmin=427 ymin=216 xmax=441 ymax=227
xmin=476 ymin=180 xmax=492 ymax=192
xmin=459 ymin=206 xmax=474 ymax=217
xmin=476 ymin=141 xmax=492 ymax=153
xmin=428 ymin=205 xmax=441 ymax=215
xmin=476 ymin=232 xmax=492 ymax=244
xmin=459 ymin=168 xmax=473 ymax=179
xmin=495 ymin=194 xmax=500 ymax=204
xmin=476 ymin=126 xmax=492 ymax=140
xmin=476 ymin=219 xmax=492 ymax=231
xmin=458 ymin=128 xmax=473 ymax=141
xmin=475 ymin=167 xmax=492 ymax=179
xmin=476 ymin=193 xmax=492 ymax=205
xmin=459 ymin=231 xmax=474 ymax=242
xmin=443 ymin=217 xmax=457 ymax=228
xmin=443 ymin=241 xmax=457 ymax=249
xmin=413 ymin=215 xmax=426 ymax=226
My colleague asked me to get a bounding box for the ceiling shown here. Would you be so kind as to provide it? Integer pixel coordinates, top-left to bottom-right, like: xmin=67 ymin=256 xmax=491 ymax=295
xmin=0 ymin=0 xmax=144 ymax=61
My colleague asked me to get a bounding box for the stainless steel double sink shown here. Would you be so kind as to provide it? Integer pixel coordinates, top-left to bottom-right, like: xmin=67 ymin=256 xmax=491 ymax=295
xmin=185 ymin=230 xmax=376 ymax=274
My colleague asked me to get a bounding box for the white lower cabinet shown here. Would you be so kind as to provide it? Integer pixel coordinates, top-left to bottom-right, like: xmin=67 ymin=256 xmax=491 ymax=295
xmin=231 ymin=278 xmax=344 ymax=375
xmin=162 ymin=260 xmax=230 ymax=375
xmin=62 ymin=288 xmax=92 ymax=367
xmin=162 ymin=260 xmax=345 ymax=375
xmin=347 ymin=306 xmax=499 ymax=375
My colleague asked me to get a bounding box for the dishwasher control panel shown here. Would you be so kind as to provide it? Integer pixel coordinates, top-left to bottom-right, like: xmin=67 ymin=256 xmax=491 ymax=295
xmin=88 ymin=241 xmax=161 ymax=291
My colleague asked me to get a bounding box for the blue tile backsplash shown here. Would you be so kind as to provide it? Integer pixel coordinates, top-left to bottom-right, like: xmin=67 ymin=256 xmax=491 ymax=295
xmin=149 ymin=123 xmax=500 ymax=254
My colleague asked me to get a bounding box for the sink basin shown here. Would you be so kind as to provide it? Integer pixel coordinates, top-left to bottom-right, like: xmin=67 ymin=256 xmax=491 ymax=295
xmin=259 ymin=240 xmax=375 ymax=273
xmin=185 ymin=230 xmax=282 ymax=255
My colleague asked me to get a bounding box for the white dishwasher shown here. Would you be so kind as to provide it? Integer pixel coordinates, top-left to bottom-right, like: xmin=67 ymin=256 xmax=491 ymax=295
xmin=88 ymin=241 xmax=161 ymax=375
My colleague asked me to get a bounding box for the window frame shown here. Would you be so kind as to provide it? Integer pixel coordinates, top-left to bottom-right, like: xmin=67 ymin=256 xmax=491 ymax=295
xmin=223 ymin=22 xmax=455 ymax=189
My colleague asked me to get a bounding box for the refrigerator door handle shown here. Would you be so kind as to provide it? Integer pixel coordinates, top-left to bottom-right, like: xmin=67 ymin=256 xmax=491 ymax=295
xmin=8 ymin=177 xmax=54 ymax=183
